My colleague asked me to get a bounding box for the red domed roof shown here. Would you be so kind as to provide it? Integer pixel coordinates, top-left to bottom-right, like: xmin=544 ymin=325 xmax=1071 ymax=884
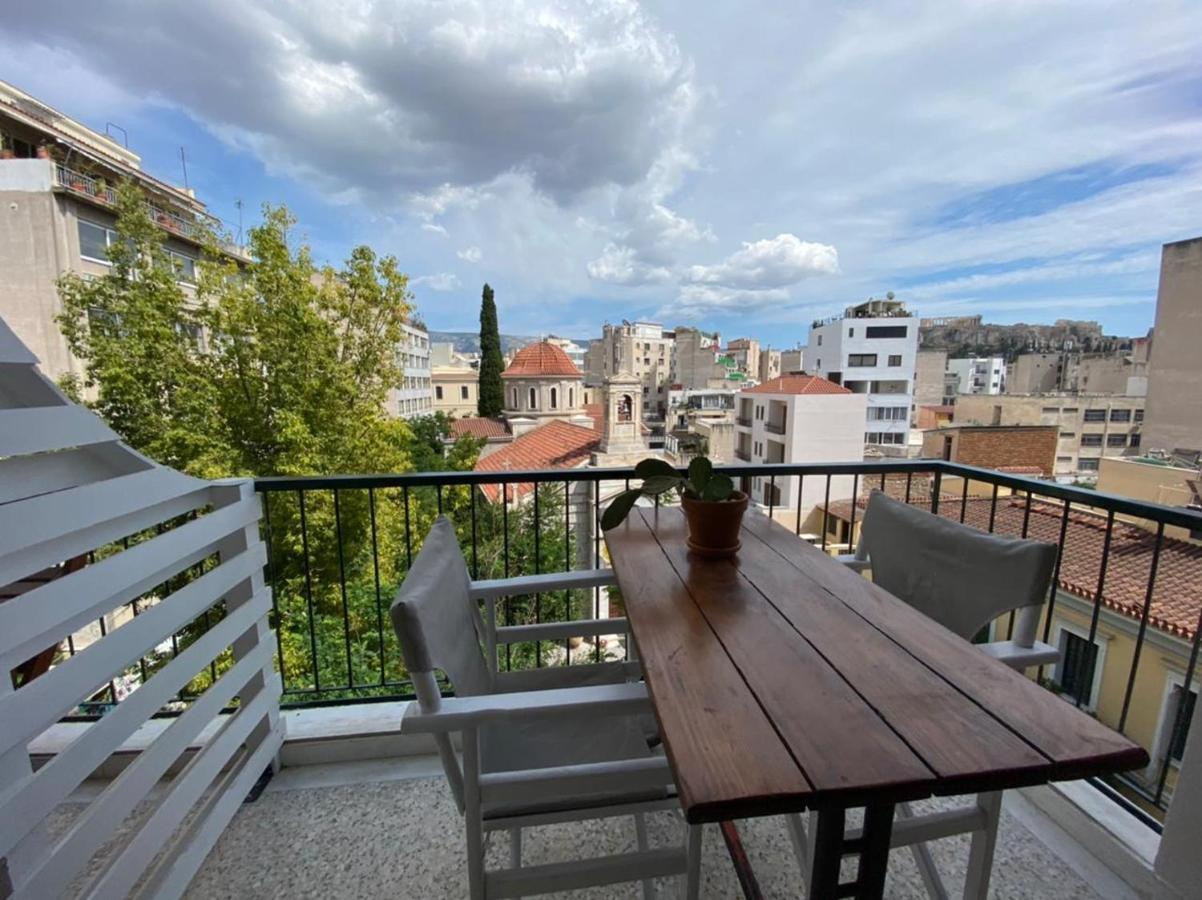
xmin=502 ymin=341 xmax=581 ymax=378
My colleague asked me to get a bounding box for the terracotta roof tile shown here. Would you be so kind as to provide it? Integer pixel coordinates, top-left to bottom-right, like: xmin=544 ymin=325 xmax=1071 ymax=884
xmin=502 ymin=342 xmax=581 ymax=378
xmin=822 ymin=489 xmax=1202 ymax=641
xmin=741 ymin=375 xmax=851 ymax=395
xmin=475 ymin=420 xmax=599 ymax=502
xmin=449 ymin=417 xmax=512 ymax=441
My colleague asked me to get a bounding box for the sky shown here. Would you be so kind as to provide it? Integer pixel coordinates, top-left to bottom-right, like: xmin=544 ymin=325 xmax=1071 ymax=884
xmin=4 ymin=1 xmax=1201 ymax=346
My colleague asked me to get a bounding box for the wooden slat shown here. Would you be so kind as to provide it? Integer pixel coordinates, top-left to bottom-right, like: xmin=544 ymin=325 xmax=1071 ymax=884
xmin=0 ymin=467 xmax=209 ymax=588
xmin=740 ymin=514 xmax=1149 ymax=778
xmin=0 ymin=495 xmax=262 ymax=664
xmin=640 ymin=508 xmax=937 ymax=805
xmin=0 ymin=592 xmax=269 ymax=858
xmin=0 ymin=549 xmax=266 ymax=756
xmin=605 ymin=511 xmax=811 ymax=824
xmin=722 ymin=515 xmax=1051 ymax=795
xmin=0 ymin=442 xmax=145 ymax=506
xmin=0 ymin=405 xmax=117 ymax=458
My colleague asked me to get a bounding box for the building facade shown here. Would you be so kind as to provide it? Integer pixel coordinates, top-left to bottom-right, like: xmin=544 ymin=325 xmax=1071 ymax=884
xmin=912 ymin=349 xmax=948 ymax=420
xmin=1144 ymin=237 xmax=1202 ymax=454
xmin=953 ymin=393 xmax=1146 ymax=482
xmin=589 ymin=321 xmax=675 ymax=426
xmin=391 ymin=321 xmax=433 ymax=419
xmin=501 ymin=340 xmax=587 ymax=435
xmin=920 ymin=424 xmax=1059 ymax=477
xmin=733 ymin=375 xmax=867 ymax=511
xmin=0 ymin=80 xmax=242 ymax=383
xmin=807 ymin=298 xmax=918 ymax=449
xmin=725 ymin=337 xmax=760 ymax=381
xmin=779 ymin=347 xmax=805 ymax=375
xmin=432 ymin=365 xmax=478 ymax=418
xmin=947 ymin=356 xmax=1006 ymax=395
xmin=759 ymin=348 xmax=782 ymax=382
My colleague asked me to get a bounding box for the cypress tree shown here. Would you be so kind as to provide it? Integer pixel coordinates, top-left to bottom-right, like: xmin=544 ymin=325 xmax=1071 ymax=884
xmin=477 ymin=283 xmax=505 ymax=417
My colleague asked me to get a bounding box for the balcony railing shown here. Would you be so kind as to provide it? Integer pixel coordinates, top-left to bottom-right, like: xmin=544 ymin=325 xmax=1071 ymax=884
xmin=735 ymin=448 xmax=751 ymax=461
xmin=735 ymin=416 xmax=752 ymax=427
xmin=765 ymin=421 xmax=787 ymax=435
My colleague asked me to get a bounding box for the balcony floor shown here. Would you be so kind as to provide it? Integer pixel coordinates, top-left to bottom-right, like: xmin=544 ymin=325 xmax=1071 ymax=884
xmin=184 ymin=757 xmax=1142 ymax=899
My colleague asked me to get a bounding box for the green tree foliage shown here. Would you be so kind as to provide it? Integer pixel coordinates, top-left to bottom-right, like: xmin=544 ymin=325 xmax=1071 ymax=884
xmin=477 ymin=283 xmax=504 ymax=416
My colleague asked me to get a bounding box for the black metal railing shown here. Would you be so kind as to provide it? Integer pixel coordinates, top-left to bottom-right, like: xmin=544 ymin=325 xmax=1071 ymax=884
xmin=252 ymin=459 xmax=1202 ymax=825
xmin=735 ymin=416 xmax=752 ymax=427
xmin=765 ymin=421 xmax=787 ymax=435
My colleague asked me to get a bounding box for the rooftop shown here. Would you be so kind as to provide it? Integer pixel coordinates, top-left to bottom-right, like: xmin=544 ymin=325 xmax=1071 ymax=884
xmin=473 ymin=419 xmax=599 ymax=501
xmin=449 ymin=416 xmax=512 ymax=442
xmin=741 ymin=374 xmax=851 ymax=395
xmin=502 ymin=341 xmax=582 ymax=378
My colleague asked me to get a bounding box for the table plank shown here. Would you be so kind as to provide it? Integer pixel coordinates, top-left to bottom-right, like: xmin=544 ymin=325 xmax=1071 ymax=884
xmin=740 ymin=514 xmax=1150 ymax=779
xmin=604 ymin=511 xmax=811 ymax=823
xmin=639 ymin=508 xmax=935 ymax=807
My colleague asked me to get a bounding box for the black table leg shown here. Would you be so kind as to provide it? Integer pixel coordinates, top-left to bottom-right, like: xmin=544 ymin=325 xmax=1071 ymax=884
xmin=806 ymin=803 xmax=896 ymax=899
xmin=858 ymin=803 xmax=896 ymax=898
xmin=808 ymin=807 xmax=845 ymax=898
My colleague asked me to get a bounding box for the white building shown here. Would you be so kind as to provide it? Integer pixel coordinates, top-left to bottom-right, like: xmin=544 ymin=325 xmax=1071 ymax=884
xmin=734 ymin=375 xmax=868 ymax=511
xmin=807 ymin=298 xmax=918 ymax=449
xmin=545 ymin=335 xmax=587 ymax=372
xmin=392 ymin=321 xmax=433 ymax=419
xmin=947 ymin=356 xmax=1006 ymax=396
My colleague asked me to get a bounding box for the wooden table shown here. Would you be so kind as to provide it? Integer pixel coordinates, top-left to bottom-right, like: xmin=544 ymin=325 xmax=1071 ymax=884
xmin=604 ymin=506 xmax=1149 ymax=899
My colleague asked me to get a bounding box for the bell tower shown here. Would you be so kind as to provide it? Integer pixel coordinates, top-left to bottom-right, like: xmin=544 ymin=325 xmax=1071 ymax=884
xmin=600 ymin=371 xmax=644 ymax=454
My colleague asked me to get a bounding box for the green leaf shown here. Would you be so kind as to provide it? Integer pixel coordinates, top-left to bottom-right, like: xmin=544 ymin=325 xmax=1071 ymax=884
xmin=701 ymin=472 xmax=734 ymax=502
xmin=601 ymin=490 xmax=642 ymax=531
xmin=641 ymin=475 xmax=683 ymax=495
xmin=687 ymin=456 xmax=713 ymax=494
xmin=634 ymin=458 xmax=678 ymax=480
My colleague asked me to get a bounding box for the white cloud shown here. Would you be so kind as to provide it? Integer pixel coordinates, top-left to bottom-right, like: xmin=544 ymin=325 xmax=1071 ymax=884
xmin=586 ymin=244 xmax=672 ymax=285
xmin=667 ymin=285 xmax=791 ymax=319
xmin=457 ymin=246 xmax=483 ymax=263
xmin=421 ymin=223 xmax=448 ymax=237
xmin=685 ymin=234 xmax=839 ymax=289
xmin=412 ymin=272 xmax=461 ymax=291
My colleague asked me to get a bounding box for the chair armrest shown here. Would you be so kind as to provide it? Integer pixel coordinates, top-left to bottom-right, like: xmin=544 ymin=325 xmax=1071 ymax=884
xmin=479 ymin=756 xmax=674 ymax=808
xmin=402 ymin=681 xmax=651 ymax=734
xmin=470 ymin=569 xmax=616 ymax=599
xmin=495 ymin=661 xmax=642 ymax=693
xmin=979 ymin=640 xmax=1060 ymax=671
xmin=495 ymin=617 xmax=627 ymax=645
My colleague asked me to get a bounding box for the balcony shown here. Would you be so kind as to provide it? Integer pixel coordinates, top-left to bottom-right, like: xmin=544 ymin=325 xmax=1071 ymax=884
xmin=4 ymin=330 xmax=1202 ymax=900
xmin=765 ymin=420 xmax=786 ymax=435
xmin=735 ymin=415 xmax=752 ymax=427
xmin=735 ymin=447 xmax=751 ymax=461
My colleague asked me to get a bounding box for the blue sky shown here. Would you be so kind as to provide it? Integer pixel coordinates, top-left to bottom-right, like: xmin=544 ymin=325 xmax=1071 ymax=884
xmin=5 ymin=1 xmax=1201 ymax=345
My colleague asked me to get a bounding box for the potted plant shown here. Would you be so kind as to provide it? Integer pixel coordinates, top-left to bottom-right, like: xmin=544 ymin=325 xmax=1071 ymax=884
xmin=601 ymin=457 xmax=748 ymax=558
xmin=93 ymin=178 xmax=108 ymax=200
xmin=0 ymin=139 xmax=13 ymax=160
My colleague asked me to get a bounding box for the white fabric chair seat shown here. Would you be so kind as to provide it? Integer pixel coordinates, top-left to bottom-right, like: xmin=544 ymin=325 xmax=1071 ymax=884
xmin=481 ymin=715 xmax=666 ymax=819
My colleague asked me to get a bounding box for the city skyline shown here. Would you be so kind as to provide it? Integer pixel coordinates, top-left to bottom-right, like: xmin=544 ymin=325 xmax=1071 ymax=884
xmin=4 ymin=1 xmax=1201 ymax=345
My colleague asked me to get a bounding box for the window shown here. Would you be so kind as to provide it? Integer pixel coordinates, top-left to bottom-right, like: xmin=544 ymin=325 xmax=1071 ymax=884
xmin=1080 ymin=434 xmax=1103 ymax=447
xmin=435 ymin=385 xmax=444 ymax=400
xmin=1062 ymin=407 xmax=1079 ymax=413
xmin=1041 ymin=406 xmax=1061 ymax=414
xmin=78 ymin=220 xmax=116 ymax=261
xmin=1078 ymin=459 xmax=1099 ymax=471
xmin=550 ymin=387 xmax=558 ymax=409
xmin=1170 ymin=688 xmax=1197 ymax=762
xmin=460 ymin=385 xmax=469 ymax=400
xmin=847 ymin=354 xmax=878 ymax=367
xmin=1109 ymin=409 xmax=1131 ymax=422
xmin=1107 ymin=434 xmax=1127 ymax=448
xmin=1130 ymin=433 xmax=1141 ymax=448
xmin=1083 ymin=409 xmax=1106 ymax=422
xmin=528 ymin=387 xmax=537 ymax=409
xmin=887 ymin=355 xmax=902 ymax=367
xmin=1056 ymin=629 xmax=1100 ymax=708
xmin=1060 ymin=432 xmax=1076 ymax=439
xmin=1135 ymin=409 xmax=1144 ymax=422
xmin=569 ymin=388 xmax=574 ymax=406
xmin=167 ymin=249 xmax=197 ymax=283
xmin=848 ymin=327 xmax=854 ymax=337
xmin=865 ymin=325 xmax=908 ymax=339
xmin=816 ymin=335 xmax=822 ymax=346
xmin=511 ymin=388 xmax=519 ymax=408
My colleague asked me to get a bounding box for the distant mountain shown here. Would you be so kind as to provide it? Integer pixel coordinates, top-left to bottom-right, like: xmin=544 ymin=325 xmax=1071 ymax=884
xmin=429 ymin=331 xmax=591 ymax=354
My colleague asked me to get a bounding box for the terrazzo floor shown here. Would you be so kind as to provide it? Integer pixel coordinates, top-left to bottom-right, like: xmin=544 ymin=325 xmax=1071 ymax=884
xmin=184 ymin=761 xmax=1139 ymax=899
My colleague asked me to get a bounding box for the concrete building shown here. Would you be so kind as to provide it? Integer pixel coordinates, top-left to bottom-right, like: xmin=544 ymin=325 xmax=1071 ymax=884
xmin=954 ymin=393 xmax=1146 ymax=482
xmin=432 ymin=365 xmax=478 ymax=418
xmin=912 ymin=349 xmax=948 ymax=420
xmin=921 ymin=424 xmax=1059 ymax=477
xmin=947 ymin=356 xmax=1006 ymax=395
xmin=780 ymin=346 xmax=805 ymax=375
xmin=1007 ymin=343 xmax=1151 ymax=397
xmin=758 ymin=348 xmax=782 ymax=382
xmin=1097 ymin=455 xmax=1202 ymax=544
xmin=1008 ymin=352 xmax=1065 ymax=394
xmin=673 ymin=326 xmax=729 ymax=390
xmin=664 ymin=387 xmax=738 ymax=464
xmin=725 ymin=337 xmax=760 ymax=380
xmin=0 ymin=80 xmax=243 ymax=383
xmin=391 ymin=321 xmax=433 ymax=419
xmin=1144 ymin=237 xmax=1202 ymax=454
xmin=590 ymin=321 xmax=675 ymax=425
xmin=808 ymin=297 xmax=918 ymax=449
xmin=500 ymin=340 xmax=588 ymax=436
xmin=733 ymin=374 xmax=867 ymax=512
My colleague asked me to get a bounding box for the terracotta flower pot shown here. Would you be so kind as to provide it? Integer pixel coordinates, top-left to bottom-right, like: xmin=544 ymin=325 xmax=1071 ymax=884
xmin=681 ymin=490 xmax=748 ymax=558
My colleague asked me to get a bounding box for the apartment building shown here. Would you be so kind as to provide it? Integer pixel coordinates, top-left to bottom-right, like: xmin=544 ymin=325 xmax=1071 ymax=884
xmin=0 ymin=80 xmax=243 ymax=382
xmin=912 ymin=349 xmax=948 ymax=417
xmin=759 ymin=348 xmax=782 ymax=382
xmin=588 ymin=321 xmax=675 ymax=425
xmin=780 ymin=346 xmax=804 ymax=375
xmin=725 ymin=337 xmax=760 ymax=380
xmin=953 ymin=393 xmax=1145 ymax=482
xmin=733 ymin=375 xmax=867 ymax=511
xmin=1097 ymin=456 xmax=1202 ymax=544
xmin=1008 ymin=344 xmax=1150 ymax=396
xmin=1008 ymin=352 xmax=1065 ymax=394
xmin=808 ymin=297 xmax=919 ymax=449
xmin=947 ymin=356 xmax=1006 ymax=395
xmin=1144 ymin=237 xmax=1202 ymax=454
xmin=432 ymin=366 xmax=477 ymax=418
xmin=391 ymin=321 xmax=433 ymax=419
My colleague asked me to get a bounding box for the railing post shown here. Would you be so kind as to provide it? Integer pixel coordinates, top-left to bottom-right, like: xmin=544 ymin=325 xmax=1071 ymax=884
xmin=213 ymin=479 xmax=286 ymax=773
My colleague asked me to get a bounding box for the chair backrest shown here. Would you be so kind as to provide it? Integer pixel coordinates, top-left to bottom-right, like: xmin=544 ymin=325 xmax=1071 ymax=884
xmin=390 ymin=516 xmax=494 ymax=704
xmin=858 ymin=490 xmax=1057 ymax=642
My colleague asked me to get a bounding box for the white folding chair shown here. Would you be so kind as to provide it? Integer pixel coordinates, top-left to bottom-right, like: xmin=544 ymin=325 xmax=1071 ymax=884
xmin=791 ymin=490 xmax=1061 ymax=899
xmin=394 ymin=516 xmax=702 ymax=900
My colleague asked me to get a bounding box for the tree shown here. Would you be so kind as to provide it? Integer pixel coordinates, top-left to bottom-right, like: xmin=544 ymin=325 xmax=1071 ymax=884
xmin=477 ymin=283 xmax=504 ymax=416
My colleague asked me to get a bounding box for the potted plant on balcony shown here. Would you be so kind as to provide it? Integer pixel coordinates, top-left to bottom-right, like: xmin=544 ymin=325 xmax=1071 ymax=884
xmin=601 ymin=456 xmax=748 ymax=557
xmin=93 ymin=178 xmax=108 ymax=200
